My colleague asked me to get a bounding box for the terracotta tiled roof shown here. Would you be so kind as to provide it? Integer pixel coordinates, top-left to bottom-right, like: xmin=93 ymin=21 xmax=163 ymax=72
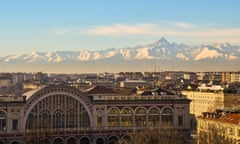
xmin=199 ymin=113 xmax=240 ymax=125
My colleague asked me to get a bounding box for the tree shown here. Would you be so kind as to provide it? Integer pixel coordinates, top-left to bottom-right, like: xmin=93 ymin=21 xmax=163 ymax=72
xmin=24 ymin=119 xmax=51 ymax=144
xmin=120 ymin=127 xmax=188 ymax=144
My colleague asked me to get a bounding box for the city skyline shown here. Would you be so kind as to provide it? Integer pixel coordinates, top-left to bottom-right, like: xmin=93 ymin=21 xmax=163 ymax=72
xmin=0 ymin=0 xmax=240 ymax=57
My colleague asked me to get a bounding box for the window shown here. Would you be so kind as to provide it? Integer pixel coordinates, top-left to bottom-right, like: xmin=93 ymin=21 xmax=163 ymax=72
xmin=39 ymin=110 xmax=51 ymax=128
xmin=80 ymin=110 xmax=90 ymax=128
xmin=67 ymin=138 xmax=77 ymax=144
xmin=12 ymin=119 xmax=18 ymax=130
xmin=121 ymin=108 xmax=133 ymax=127
xmin=161 ymin=108 xmax=173 ymax=126
xmin=178 ymin=116 xmax=183 ymax=126
xmin=135 ymin=108 xmax=146 ymax=127
xmin=229 ymin=127 xmax=234 ymax=135
xmin=97 ymin=117 xmax=102 ymax=127
xmin=66 ymin=111 xmax=77 ymax=128
xmin=54 ymin=138 xmax=64 ymax=144
xmin=178 ymin=110 xmax=184 ymax=126
xmin=148 ymin=107 xmax=160 ymax=126
xmin=107 ymin=108 xmax=120 ymax=127
xmin=26 ymin=94 xmax=91 ymax=129
xmin=0 ymin=111 xmax=6 ymax=131
xmin=53 ymin=111 xmax=64 ymax=129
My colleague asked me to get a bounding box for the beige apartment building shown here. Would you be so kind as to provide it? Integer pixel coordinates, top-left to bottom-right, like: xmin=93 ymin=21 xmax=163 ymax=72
xmin=182 ymin=91 xmax=224 ymax=117
xmin=197 ymin=111 xmax=240 ymax=144
xmin=222 ymin=71 xmax=240 ymax=83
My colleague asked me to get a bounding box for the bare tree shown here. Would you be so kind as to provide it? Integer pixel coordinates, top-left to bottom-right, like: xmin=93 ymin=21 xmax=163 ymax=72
xmin=120 ymin=127 xmax=187 ymax=144
xmin=24 ymin=119 xmax=51 ymax=144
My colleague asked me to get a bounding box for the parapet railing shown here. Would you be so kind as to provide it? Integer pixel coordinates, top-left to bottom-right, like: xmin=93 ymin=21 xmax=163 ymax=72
xmin=93 ymin=95 xmax=186 ymax=101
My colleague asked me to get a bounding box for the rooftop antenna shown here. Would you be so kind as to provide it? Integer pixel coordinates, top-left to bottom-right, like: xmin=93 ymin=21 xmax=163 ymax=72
xmin=155 ymin=64 xmax=157 ymax=72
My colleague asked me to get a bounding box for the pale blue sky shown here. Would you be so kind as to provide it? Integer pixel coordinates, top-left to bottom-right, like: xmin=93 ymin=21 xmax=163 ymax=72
xmin=0 ymin=0 xmax=240 ymax=56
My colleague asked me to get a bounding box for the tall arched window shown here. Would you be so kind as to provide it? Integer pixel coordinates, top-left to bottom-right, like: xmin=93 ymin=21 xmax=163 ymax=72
xmin=121 ymin=107 xmax=133 ymax=127
xmin=67 ymin=111 xmax=77 ymax=128
xmin=53 ymin=110 xmax=64 ymax=129
xmin=148 ymin=107 xmax=160 ymax=126
xmin=26 ymin=113 xmax=34 ymax=129
xmin=161 ymin=108 xmax=173 ymax=126
xmin=107 ymin=108 xmax=120 ymax=127
xmin=39 ymin=110 xmax=51 ymax=128
xmin=79 ymin=109 xmax=90 ymax=128
xmin=177 ymin=109 xmax=184 ymax=126
xmin=135 ymin=107 xmax=146 ymax=127
xmin=0 ymin=111 xmax=6 ymax=132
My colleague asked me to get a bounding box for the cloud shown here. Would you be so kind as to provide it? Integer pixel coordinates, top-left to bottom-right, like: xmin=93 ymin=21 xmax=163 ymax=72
xmin=84 ymin=24 xmax=160 ymax=36
xmin=174 ymin=22 xmax=196 ymax=28
xmin=83 ymin=23 xmax=240 ymax=39
xmin=52 ymin=28 xmax=68 ymax=36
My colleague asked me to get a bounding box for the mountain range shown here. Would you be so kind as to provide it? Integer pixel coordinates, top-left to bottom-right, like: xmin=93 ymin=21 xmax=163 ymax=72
xmin=1 ymin=37 xmax=240 ymax=73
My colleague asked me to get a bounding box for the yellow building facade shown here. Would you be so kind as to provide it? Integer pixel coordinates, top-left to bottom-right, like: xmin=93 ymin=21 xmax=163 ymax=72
xmin=182 ymin=91 xmax=224 ymax=116
xmin=197 ymin=112 xmax=240 ymax=144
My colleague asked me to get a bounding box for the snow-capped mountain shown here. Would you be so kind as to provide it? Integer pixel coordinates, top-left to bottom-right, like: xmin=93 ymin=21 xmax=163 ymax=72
xmin=1 ymin=38 xmax=240 ymax=72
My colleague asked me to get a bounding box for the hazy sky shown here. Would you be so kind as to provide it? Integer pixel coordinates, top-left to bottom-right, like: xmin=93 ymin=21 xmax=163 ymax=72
xmin=0 ymin=0 xmax=240 ymax=56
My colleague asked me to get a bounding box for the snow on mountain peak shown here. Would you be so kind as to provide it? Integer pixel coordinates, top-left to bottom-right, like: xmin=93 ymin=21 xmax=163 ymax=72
xmin=135 ymin=47 xmax=155 ymax=60
xmin=195 ymin=47 xmax=221 ymax=60
xmin=153 ymin=37 xmax=170 ymax=46
xmin=1 ymin=38 xmax=240 ymax=64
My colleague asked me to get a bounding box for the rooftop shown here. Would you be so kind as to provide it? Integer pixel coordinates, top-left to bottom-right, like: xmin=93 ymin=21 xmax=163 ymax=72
xmin=86 ymin=85 xmax=117 ymax=94
xmin=199 ymin=112 xmax=240 ymax=125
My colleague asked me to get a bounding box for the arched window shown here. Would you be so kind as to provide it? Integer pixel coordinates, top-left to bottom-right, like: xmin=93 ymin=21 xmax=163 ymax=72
xmin=96 ymin=138 xmax=105 ymax=144
xmin=53 ymin=110 xmax=64 ymax=129
xmin=177 ymin=109 xmax=184 ymax=126
xmin=96 ymin=110 xmax=103 ymax=128
xmin=122 ymin=135 xmax=131 ymax=143
xmin=26 ymin=113 xmax=35 ymax=129
xmin=26 ymin=94 xmax=91 ymax=130
xmin=79 ymin=109 xmax=90 ymax=128
xmin=121 ymin=107 xmax=133 ymax=127
xmin=108 ymin=136 xmax=118 ymax=144
xmin=161 ymin=108 xmax=173 ymax=126
xmin=148 ymin=107 xmax=160 ymax=126
xmin=135 ymin=107 xmax=146 ymax=127
xmin=80 ymin=137 xmax=90 ymax=144
xmin=67 ymin=137 xmax=77 ymax=144
xmin=39 ymin=110 xmax=51 ymax=128
xmin=53 ymin=138 xmax=64 ymax=144
xmin=0 ymin=111 xmax=7 ymax=132
xmin=66 ymin=111 xmax=77 ymax=128
xmin=107 ymin=108 xmax=120 ymax=127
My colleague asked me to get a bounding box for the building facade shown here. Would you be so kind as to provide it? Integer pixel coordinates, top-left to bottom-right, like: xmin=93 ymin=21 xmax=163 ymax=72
xmin=182 ymin=91 xmax=224 ymax=117
xmin=197 ymin=111 xmax=240 ymax=144
xmin=0 ymin=85 xmax=191 ymax=144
